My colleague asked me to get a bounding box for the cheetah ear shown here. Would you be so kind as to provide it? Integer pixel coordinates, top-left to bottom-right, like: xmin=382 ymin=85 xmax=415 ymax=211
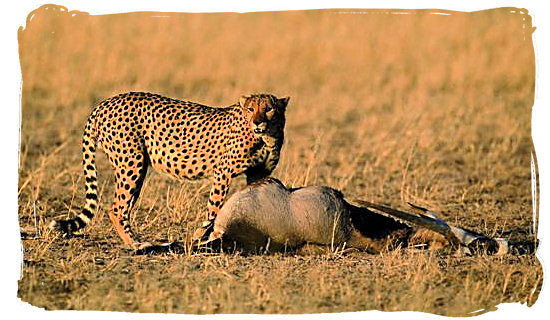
xmin=279 ymin=96 xmax=290 ymax=108
xmin=239 ymin=95 xmax=250 ymax=108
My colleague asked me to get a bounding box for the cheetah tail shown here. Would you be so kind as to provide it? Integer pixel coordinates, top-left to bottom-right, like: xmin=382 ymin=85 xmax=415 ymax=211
xmin=49 ymin=117 xmax=98 ymax=235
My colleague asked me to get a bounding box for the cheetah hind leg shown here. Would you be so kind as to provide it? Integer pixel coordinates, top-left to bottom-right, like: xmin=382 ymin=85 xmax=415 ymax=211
xmin=107 ymin=154 xmax=151 ymax=250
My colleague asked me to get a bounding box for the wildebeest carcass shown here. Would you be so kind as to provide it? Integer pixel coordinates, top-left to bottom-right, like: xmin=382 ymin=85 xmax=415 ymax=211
xmin=200 ymin=178 xmax=510 ymax=255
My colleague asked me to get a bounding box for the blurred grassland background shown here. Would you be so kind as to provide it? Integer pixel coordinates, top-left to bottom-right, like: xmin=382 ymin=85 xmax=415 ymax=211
xmin=17 ymin=5 xmax=541 ymax=315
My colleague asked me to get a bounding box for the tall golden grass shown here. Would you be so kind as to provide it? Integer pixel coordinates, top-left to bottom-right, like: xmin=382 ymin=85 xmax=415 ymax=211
xmin=17 ymin=5 xmax=539 ymax=315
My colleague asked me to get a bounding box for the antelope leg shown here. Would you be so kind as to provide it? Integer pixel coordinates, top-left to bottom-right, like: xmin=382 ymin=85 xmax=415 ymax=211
xmin=354 ymin=200 xmax=509 ymax=254
xmin=407 ymin=203 xmax=508 ymax=255
xmin=353 ymin=200 xmax=462 ymax=247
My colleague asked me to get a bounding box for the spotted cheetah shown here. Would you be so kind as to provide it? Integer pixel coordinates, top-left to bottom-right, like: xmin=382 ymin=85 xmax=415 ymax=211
xmin=49 ymin=91 xmax=289 ymax=248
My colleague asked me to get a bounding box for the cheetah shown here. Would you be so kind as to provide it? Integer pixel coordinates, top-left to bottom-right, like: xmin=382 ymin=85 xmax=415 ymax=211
xmin=49 ymin=91 xmax=290 ymax=248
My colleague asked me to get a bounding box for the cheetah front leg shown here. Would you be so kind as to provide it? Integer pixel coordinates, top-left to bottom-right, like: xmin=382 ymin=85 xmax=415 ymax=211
xmin=192 ymin=166 xmax=233 ymax=243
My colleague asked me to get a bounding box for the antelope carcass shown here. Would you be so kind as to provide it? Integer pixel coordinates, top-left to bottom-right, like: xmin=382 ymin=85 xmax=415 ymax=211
xmin=201 ymin=178 xmax=508 ymax=255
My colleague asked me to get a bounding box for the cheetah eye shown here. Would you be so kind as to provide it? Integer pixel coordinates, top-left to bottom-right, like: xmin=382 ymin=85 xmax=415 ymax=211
xmin=247 ymin=106 xmax=255 ymax=112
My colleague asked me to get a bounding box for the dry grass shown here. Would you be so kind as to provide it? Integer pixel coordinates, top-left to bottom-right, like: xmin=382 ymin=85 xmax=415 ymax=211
xmin=17 ymin=5 xmax=541 ymax=315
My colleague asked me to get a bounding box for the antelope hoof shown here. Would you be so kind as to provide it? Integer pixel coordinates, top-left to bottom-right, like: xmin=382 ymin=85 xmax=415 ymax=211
xmin=208 ymin=228 xmax=225 ymax=242
xmin=192 ymin=220 xmax=214 ymax=242
xmin=132 ymin=241 xmax=153 ymax=251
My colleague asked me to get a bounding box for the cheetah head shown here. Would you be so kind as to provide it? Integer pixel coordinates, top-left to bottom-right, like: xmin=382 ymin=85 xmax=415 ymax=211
xmin=239 ymin=94 xmax=290 ymax=136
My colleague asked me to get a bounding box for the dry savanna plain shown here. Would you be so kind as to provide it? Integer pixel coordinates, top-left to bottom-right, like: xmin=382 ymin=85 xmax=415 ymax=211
xmin=17 ymin=5 xmax=541 ymax=316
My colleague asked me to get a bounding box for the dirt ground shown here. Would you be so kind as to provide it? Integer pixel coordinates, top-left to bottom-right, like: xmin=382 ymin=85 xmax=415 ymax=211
xmin=17 ymin=6 xmax=541 ymax=315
